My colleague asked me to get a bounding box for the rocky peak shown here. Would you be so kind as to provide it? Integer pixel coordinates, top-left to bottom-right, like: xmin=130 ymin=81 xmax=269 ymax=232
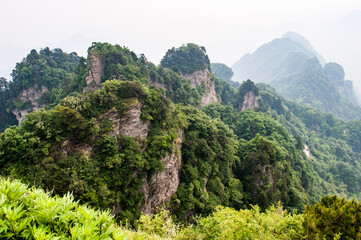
xmin=180 ymin=69 xmax=218 ymax=107
xmin=240 ymin=91 xmax=259 ymax=111
xmin=84 ymin=53 xmax=103 ymax=90
xmin=236 ymin=80 xmax=259 ymax=111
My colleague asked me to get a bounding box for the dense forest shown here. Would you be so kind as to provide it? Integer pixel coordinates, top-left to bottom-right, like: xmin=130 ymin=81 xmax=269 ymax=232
xmin=1 ymin=42 xmax=361 ymax=238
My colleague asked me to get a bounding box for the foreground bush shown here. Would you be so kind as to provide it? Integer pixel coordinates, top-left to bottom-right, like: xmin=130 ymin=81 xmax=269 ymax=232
xmin=177 ymin=205 xmax=303 ymax=240
xmin=303 ymin=196 xmax=361 ymax=240
xmin=0 ymin=177 xmax=166 ymax=239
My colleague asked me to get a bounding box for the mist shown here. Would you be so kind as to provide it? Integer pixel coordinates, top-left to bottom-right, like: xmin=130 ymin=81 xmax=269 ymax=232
xmin=1 ymin=0 xmax=361 ymax=98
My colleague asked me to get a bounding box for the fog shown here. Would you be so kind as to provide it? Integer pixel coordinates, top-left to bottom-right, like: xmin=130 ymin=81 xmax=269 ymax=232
xmin=1 ymin=0 xmax=361 ymax=97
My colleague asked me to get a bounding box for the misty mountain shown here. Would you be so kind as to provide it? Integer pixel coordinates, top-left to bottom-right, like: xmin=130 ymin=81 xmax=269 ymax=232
xmin=232 ymin=32 xmax=361 ymax=120
xmin=282 ymin=31 xmax=326 ymax=66
xmin=232 ymin=36 xmax=322 ymax=84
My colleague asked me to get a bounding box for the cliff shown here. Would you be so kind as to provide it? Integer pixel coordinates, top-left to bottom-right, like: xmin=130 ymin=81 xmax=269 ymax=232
xmin=141 ymin=129 xmax=184 ymax=214
xmin=181 ymin=69 xmax=218 ymax=107
xmin=12 ymin=85 xmax=48 ymax=124
xmin=240 ymin=91 xmax=259 ymax=111
xmin=84 ymin=53 xmax=103 ymax=91
xmin=236 ymin=80 xmax=259 ymax=111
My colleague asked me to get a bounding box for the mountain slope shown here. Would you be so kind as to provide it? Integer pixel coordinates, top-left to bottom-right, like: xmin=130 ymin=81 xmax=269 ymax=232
xmin=232 ymin=33 xmax=361 ymax=120
xmin=1 ymin=42 xmax=361 ymax=224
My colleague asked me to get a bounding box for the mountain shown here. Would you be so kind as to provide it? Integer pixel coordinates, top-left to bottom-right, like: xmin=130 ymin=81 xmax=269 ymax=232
xmin=232 ymin=32 xmax=361 ymax=120
xmin=282 ymin=31 xmax=326 ymax=66
xmin=211 ymin=62 xmax=239 ymax=88
xmin=232 ymin=37 xmax=319 ymax=84
xmin=1 ymin=42 xmax=361 ymax=228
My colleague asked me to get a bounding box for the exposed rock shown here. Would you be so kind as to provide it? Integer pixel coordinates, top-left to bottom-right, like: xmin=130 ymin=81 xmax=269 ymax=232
xmin=303 ymin=145 xmax=312 ymax=158
xmin=84 ymin=54 xmax=103 ymax=90
xmin=141 ymin=129 xmax=184 ymax=214
xmin=240 ymin=91 xmax=259 ymax=111
xmin=181 ymin=69 xmax=218 ymax=107
xmin=119 ymin=102 xmax=150 ymax=140
xmin=99 ymin=100 xmax=150 ymax=140
xmin=254 ymin=165 xmax=275 ymax=191
xmin=60 ymin=140 xmax=93 ymax=158
xmin=12 ymin=85 xmax=48 ymax=124
xmin=181 ymin=69 xmax=209 ymax=88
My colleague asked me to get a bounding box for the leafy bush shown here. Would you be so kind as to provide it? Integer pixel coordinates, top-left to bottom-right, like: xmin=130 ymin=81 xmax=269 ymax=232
xmin=303 ymin=196 xmax=361 ymax=240
xmin=0 ymin=177 xmax=130 ymax=239
xmin=178 ymin=205 xmax=303 ymax=240
xmin=160 ymin=43 xmax=210 ymax=74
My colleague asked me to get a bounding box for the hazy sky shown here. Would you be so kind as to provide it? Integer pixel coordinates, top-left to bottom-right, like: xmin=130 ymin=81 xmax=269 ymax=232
xmin=1 ymin=0 xmax=361 ymax=92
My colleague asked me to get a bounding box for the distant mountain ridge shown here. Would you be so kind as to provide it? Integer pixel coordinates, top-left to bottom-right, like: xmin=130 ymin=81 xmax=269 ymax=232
xmin=232 ymin=32 xmax=361 ymax=120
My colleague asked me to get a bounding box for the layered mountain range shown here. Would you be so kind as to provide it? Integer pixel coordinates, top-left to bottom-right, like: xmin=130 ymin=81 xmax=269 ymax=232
xmin=0 ymin=40 xmax=361 ymax=224
xmin=232 ymin=32 xmax=361 ymax=120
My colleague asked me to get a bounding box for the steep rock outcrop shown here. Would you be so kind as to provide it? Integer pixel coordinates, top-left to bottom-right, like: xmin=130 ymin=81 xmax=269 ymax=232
xmin=141 ymin=129 xmax=184 ymax=214
xmin=240 ymin=91 xmax=259 ymax=111
xmin=12 ymin=85 xmax=48 ymax=124
xmin=60 ymin=141 xmax=93 ymax=158
xmin=303 ymin=145 xmax=312 ymax=158
xmin=181 ymin=69 xmax=218 ymax=106
xmin=99 ymin=101 xmax=150 ymax=140
xmin=84 ymin=54 xmax=103 ymax=90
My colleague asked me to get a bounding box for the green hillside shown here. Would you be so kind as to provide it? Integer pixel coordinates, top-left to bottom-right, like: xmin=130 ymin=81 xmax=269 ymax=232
xmin=232 ymin=33 xmax=361 ymax=120
xmin=1 ymin=42 xmax=361 ymax=238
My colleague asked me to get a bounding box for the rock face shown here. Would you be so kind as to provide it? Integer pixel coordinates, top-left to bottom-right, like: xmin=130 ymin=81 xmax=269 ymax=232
xmin=240 ymin=91 xmax=259 ymax=111
xmin=100 ymin=100 xmax=150 ymax=140
xmin=181 ymin=69 xmax=218 ymax=107
xmin=60 ymin=141 xmax=93 ymax=158
xmin=303 ymin=145 xmax=312 ymax=158
xmin=12 ymin=85 xmax=48 ymax=124
xmin=141 ymin=129 xmax=184 ymax=214
xmin=85 ymin=54 xmax=103 ymax=89
xmin=119 ymin=102 xmax=150 ymax=140
xmin=98 ymin=100 xmax=183 ymax=215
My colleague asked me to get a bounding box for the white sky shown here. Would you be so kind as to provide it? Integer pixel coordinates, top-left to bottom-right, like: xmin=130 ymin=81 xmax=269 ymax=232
xmin=1 ymin=0 xmax=361 ymax=93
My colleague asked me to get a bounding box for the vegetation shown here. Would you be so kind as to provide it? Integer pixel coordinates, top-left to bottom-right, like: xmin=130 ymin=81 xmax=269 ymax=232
xmin=160 ymin=43 xmax=210 ymax=74
xmin=0 ymin=177 xmax=130 ymax=239
xmin=211 ymin=63 xmax=239 ymax=88
xmin=304 ymin=196 xmax=361 ymax=239
xmin=0 ymin=80 xmax=186 ymax=222
xmin=1 ymin=41 xmax=361 ymax=238
xmin=0 ymin=47 xmax=86 ymax=131
xmin=232 ymin=36 xmax=361 ymax=120
xmin=4 ymin=177 xmax=361 ymax=239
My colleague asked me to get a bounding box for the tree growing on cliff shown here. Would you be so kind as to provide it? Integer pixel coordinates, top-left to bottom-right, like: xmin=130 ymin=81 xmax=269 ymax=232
xmin=160 ymin=43 xmax=210 ymax=74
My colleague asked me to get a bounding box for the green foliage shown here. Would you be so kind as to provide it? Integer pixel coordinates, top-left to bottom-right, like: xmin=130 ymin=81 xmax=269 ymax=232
xmin=237 ymin=135 xmax=293 ymax=209
xmin=0 ymin=177 xmax=132 ymax=239
xmin=0 ymin=81 xmax=186 ymax=222
xmin=258 ymin=83 xmax=361 ymax=202
xmin=202 ymin=103 xmax=311 ymax=210
xmin=304 ymin=196 xmax=361 ymax=240
xmin=212 ymin=74 xmax=237 ymax=105
xmin=160 ymin=43 xmax=210 ymax=74
xmin=88 ymin=42 xmax=149 ymax=83
xmin=0 ymin=47 xmax=86 ymax=131
xmin=10 ymin=48 xmax=81 ymax=96
xmin=178 ymin=205 xmax=303 ymax=240
xmin=234 ymin=79 xmax=259 ymax=110
xmin=210 ymin=63 xmax=239 ymax=88
xmin=272 ymin=58 xmax=361 ymax=120
xmin=137 ymin=209 xmax=178 ymax=238
xmin=172 ymin=106 xmax=242 ymax=219
xmin=88 ymin=42 xmax=203 ymax=107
